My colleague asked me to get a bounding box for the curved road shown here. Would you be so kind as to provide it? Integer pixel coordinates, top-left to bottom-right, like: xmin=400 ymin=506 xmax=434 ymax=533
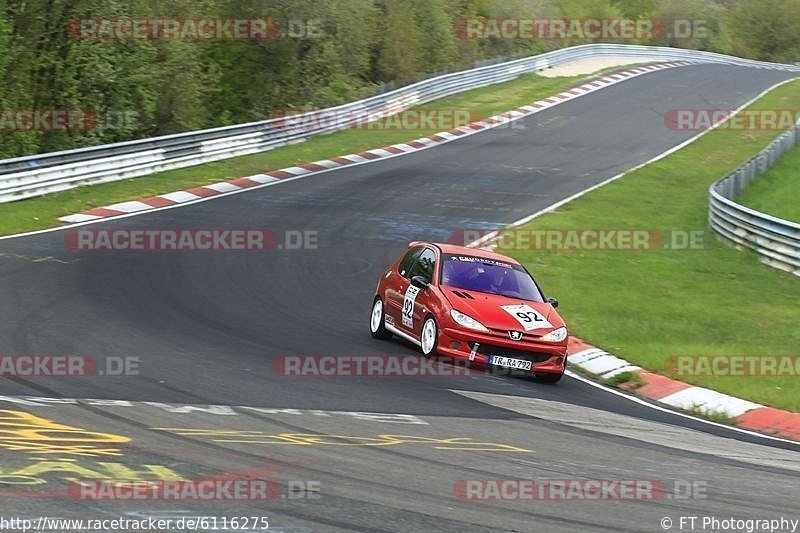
xmin=1 ymin=64 xmax=798 ymax=532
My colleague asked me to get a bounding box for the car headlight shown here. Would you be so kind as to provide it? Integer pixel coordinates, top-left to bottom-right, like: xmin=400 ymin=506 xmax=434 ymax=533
xmin=540 ymin=326 xmax=567 ymax=342
xmin=450 ymin=309 xmax=489 ymax=332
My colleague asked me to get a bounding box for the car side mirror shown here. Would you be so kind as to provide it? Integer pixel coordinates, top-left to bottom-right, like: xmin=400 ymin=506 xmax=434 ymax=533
xmin=410 ymin=276 xmax=429 ymax=289
xmin=547 ymin=297 xmax=559 ymax=308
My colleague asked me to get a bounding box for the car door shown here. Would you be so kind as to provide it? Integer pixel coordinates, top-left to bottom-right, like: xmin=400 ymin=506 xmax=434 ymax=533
xmin=384 ymin=246 xmax=422 ymax=329
xmin=403 ymin=247 xmax=438 ymax=338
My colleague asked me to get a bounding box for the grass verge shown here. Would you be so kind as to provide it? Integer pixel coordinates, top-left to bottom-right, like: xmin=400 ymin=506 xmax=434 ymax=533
xmin=603 ymin=371 xmax=645 ymax=389
xmin=684 ymin=405 xmax=736 ymax=425
xmin=736 ymin=141 xmax=800 ymax=222
xmin=507 ymin=79 xmax=800 ymax=412
xmin=0 ymin=72 xmax=588 ymax=236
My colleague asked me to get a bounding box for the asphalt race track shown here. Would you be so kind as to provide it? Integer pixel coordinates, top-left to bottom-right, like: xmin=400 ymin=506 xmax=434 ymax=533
xmin=1 ymin=64 xmax=798 ymax=532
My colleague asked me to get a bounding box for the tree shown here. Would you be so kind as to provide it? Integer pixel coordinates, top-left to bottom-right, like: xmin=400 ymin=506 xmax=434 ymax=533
xmin=375 ymin=0 xmax=421 ymax=84
xmin=414 ymin=0 xmax=457 ymax=73
xmin=724 ymin=0 xmax=800 ymax=62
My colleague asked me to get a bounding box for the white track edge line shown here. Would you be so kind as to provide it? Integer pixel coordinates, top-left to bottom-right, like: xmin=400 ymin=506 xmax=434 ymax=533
xmin=466 ymin=76 xmax=800 ymax=444
xmin=0 ymin=61 xmax=695 ymax=242
xmin=467 ymin=76 xmax=800 ymax=249
xmin=564 ymin=370 xmax=800 ymax=446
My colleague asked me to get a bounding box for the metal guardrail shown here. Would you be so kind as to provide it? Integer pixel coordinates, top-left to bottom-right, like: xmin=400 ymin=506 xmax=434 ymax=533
xmin=709 ymin=122 xmax=800 ymax=276
xmin=2 ymin=43 xmax=799 ymax=203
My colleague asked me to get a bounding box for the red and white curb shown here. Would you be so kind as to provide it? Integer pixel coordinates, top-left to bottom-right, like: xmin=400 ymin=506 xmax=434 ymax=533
xmin=566 ymin=337 xmax=800 ymax=441
xmin=59 ymin=61 xmax=694 ymax=224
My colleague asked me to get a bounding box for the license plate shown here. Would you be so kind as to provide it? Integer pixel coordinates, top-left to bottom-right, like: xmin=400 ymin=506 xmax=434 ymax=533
xmin=489 ymin=355 xmax=532 ymax=371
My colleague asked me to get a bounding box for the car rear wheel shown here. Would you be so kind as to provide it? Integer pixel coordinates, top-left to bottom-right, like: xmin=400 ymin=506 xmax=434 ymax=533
xmin=420 ymin=316 xmax=438 ymax=357
xmin=370 ymin=297 xmax=392 ymax=339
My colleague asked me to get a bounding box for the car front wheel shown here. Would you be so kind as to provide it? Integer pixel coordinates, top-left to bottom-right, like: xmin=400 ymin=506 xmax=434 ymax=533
xmin=420 ymin=316 xmax=438 ymax=357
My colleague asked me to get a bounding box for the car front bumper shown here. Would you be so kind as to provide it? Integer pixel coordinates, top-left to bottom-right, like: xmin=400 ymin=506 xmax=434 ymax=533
xmin=438 ymin=326 xmax=567 ymax=375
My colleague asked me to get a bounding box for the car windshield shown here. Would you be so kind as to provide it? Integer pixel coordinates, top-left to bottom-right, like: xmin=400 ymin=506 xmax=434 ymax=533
xmin=440 ymin=254 xmax=544 ymax=301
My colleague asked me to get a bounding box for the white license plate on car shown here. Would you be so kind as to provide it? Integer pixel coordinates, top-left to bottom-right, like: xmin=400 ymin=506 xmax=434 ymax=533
xmin=489 ymin=355 xmax=532 ymax=371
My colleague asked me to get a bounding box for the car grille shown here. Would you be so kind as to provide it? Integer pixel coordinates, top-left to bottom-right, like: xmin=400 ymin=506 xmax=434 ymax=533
xmin=488 ymin=328 xmax=531 ymax=340
xmin=474 ymin=344 xmax=552 ymax=363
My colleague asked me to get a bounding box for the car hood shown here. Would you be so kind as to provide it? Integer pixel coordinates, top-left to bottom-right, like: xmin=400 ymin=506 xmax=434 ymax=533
xmin=442 ymin=287 xmax=564 ymax=332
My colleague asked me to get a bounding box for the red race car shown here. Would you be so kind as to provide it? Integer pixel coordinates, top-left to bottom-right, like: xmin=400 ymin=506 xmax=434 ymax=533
xmin=370 ymin=242 xmax=568 ymax=382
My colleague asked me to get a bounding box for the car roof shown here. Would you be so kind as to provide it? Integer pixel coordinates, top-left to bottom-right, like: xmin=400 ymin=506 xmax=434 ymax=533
xmin=408 ymin=241 xmax=521 ymax=265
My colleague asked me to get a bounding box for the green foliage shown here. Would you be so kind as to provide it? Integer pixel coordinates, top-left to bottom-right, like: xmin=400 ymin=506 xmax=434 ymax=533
xmin=724 ymin=0 xmax=800 ymax=62
xmin=604 ymin=371 xmax=645 ymax=388
xmin=376 ymin=0 xmax=421 ymax=83
xmin=508 ymin=79 xmax=800 ymax=411
xmin=414 ymin=0 xmax=457 ymax=73
xmin=653 ymin=0 xmax=730 ymax=52
xmin=0 ymin=70 xmax=585 ymax=234
xmin=1 ymin=0 xmax=798 ymax=159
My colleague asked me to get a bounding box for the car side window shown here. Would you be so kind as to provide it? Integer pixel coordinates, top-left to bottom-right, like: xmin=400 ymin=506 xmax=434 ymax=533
xmin=409 ymin=248 xmax=437 ymax=284
xmin=398 ymin=246 xmax=422 ymax=278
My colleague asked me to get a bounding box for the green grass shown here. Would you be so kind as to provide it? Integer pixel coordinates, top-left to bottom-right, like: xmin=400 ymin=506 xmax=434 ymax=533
xmin=507 ymin=79 xmax=800 ymax=412
xmin=0 ymin=72 xmax=587 ymax=236
xmin=684 ymin=404 xmax=736 ymax=425
xmin=4 ymin=65 xmax=797 ymax=413
xmin=604 ymin=371 xmax=645 ymax=389
xmin=736 ymin=142 xmax=800 ymax=222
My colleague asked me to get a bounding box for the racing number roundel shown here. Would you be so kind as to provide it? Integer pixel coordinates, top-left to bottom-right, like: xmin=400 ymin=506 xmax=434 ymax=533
xmin=501 ymin=304 xmax=553 ymax=331
xmin=402 ymin=285 xmax=421 ymax=328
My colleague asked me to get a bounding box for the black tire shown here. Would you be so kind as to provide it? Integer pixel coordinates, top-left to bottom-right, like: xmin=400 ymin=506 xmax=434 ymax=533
xmin=369 ymin=297 xmax=392 ymax=340
xmin=534 ymin=371 xmax=564 ymax=383
xmin=420 ymin=316 xmax=439 ymax=357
